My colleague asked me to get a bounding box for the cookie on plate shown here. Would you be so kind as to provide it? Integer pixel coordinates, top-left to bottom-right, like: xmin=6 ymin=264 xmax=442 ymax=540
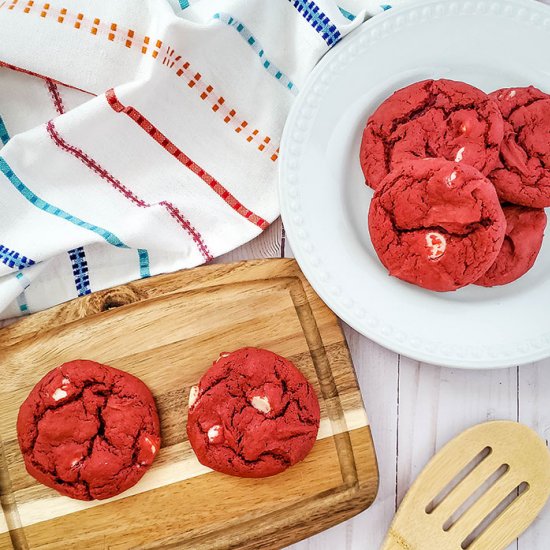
xmin=187 ymin=347 xmax=320 ymax=478
xmin=488 ymin=86 xmax=550 ymax=207
xmin=368 ymin=158 xmax=506 ymax=292
xmin=17 ymin=360 xmax=161 ymax=501
xmin=476 ymin=205 xmax=547 ymax=287
xmin=360 ymin=79 xmax=504 ymax=189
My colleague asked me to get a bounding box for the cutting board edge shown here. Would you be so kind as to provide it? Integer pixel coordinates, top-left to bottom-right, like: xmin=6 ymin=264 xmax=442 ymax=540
xmin=0 ymin=260 xmax=308 ymax=348
xmin=167 ymin=424 xmax=380 ymax=550
xmin=0 ymin=259 xmax=379 ymax=549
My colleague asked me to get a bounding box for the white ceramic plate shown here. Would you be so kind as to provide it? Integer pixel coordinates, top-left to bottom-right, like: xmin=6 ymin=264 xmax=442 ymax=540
xmin=280 ymin=0 xmax=550 ymax=369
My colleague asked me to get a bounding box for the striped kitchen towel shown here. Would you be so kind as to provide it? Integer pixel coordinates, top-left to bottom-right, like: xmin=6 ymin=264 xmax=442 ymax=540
xmin=0 ymin=0 xmax=394 ymax=319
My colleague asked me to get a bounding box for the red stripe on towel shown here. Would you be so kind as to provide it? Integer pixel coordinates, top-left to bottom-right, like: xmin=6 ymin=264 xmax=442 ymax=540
xmin=46 ymin=79 xmax=65 ymax=115
xmin=0 ymin=60 xmax=95 ymax=95
xmin=105 ymin=88 xmax=269 ymax=230
xmin=46 ymin=120 xmax=213 ymax=262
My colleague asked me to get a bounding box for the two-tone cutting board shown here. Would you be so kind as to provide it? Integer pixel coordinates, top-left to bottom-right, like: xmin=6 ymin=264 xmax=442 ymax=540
xmin=0 ymin=259 xmax=378 ymax=549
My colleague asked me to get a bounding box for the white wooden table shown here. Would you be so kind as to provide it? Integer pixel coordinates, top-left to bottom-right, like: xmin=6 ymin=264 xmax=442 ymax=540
xmin=216 ymin=217 xmax=550 ymax=550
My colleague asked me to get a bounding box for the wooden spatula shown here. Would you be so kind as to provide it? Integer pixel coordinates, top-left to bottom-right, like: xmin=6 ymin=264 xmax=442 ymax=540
xmin=382 ymin=421 xmax=550 ymax=550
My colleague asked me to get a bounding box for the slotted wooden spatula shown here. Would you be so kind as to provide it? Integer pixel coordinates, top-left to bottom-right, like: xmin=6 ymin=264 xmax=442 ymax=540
xmin=382 ymin=421 xmax=550 ymax=550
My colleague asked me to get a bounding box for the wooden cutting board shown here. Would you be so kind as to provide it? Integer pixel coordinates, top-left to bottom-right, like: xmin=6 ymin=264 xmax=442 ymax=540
xmin=0 ymin=259 xmax=378 ymax=549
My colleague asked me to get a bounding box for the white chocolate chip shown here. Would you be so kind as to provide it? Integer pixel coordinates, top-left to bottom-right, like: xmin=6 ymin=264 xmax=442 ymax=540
xmin=208 ymin=425 xmax=222 ymax=443
xmin=508 ymin=90 xmax=517 ymax=98
xmin=460 ymin=123 xmax=468 ymax=133
xmin=52 ymin=388 xmax=68 ymax=401
xmin=61 ymin=378 xmax=70 ymax=386
xmin=188 ymin=386 xmax=199 ymax=408
xmin=144 ymin=436 xmax=157 ymax=455
xmin=445 ymin=171 xmax=457 ymax=187
xmin=455 ymin=146 xmax=465 ymax=162
xmin=251 ymin=395 xmax=271 ymax=414
xmin=426 ymin=232 xmax=447 ymax=260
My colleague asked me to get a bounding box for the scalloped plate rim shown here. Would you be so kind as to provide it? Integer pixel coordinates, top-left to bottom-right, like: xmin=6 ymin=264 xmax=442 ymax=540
xmin=279 ymin=0 xmax=550 ymax=369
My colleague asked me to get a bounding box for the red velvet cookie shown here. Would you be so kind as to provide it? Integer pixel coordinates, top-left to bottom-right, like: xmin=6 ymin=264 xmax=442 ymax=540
xmin=476 ymin=205 xmax=547 ymax=287
xmin=187 ymin=348 xmax=320 ymax=478
xmin=488 ymin=86 xmax=550 ymax=207
xmin=368 ymin=159 xmax=506 ymax=292
xmin=17 ymin=360 xmax=161 ymax=501
xmin=360 ymin=79 xmax=504 ymax=189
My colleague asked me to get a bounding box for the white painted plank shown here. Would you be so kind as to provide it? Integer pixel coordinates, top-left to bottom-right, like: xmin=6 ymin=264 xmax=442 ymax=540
xmin=287 ymin=332 xmax=399 ymax=550
xmin=396 ymin=361 xmax=519 ymax=503
xmin=396 ymin=359 xmax=519 ymax=550
xmin=518 ymin=359 xmax=550 ymax=550
xmin=283 ymin=225 xmax=401 ymax=549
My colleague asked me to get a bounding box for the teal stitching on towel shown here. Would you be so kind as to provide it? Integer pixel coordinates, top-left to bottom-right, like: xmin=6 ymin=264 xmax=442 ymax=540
xmin=0 ymin=157 xmax=129 ymax=249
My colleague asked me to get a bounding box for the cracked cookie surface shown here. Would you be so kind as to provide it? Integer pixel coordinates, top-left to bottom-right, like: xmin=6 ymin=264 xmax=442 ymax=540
xmin=368 ymin=159 xmax=506 ymax=292
xmin=476 ymin=205 xmax=547 ymax=287
xmin=360 ymin=79 xmax=504 ymax=190
xmin=187 ymin=348 xmax=320 ymax=478
xmin=17 ymin=360 xmax=161 ymax=501
xmin=488 ymin=86 xmax=550 ymax=207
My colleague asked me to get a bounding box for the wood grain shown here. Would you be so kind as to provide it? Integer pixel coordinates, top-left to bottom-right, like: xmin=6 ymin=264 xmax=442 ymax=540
xmin=381 ymin=422 xmax=550 ymax=550
xmin=0 ymin=259 xmax=378 ymax=549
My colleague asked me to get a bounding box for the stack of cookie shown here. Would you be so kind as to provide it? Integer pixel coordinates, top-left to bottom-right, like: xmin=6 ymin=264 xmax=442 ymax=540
xmin=360 ymin=79 xmax=550 ymax=292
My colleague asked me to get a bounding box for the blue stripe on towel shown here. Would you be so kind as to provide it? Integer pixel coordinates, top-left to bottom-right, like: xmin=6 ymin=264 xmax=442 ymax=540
xmin=15 ymin=271 xmax=31 ymax=289
xmin=213 ymin=13 xmax=298 ymax=95
xmin=338 ymin=6 xmax=355 ymax=20
xmin=138 ymin=249 xmax=151 ymax=278
xmin=0 ymin=116 xmax=9 ymax=146
xmin=0 ymin=157 xmax=129 ymax=249
xmin=15 ymin=271 xmax=31 ymax=315
xmin=0 ymin=244 xmax=36 ymax=270
xmin=289 ymin=0 xmax=341 ymax=46
xmin=15 ymin=271 xmax=31 ymax=314
xmin=16 ymin=292 xmax=29 ymax=314
xmin=179 ymin=0 xmax=189 ymax=8
xmin=68 ymin=247 xmax=91 ymax=296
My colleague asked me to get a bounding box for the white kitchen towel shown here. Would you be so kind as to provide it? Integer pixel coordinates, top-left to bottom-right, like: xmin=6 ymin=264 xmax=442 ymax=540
xmin=0 ymin=0 xmax=395 ymax=319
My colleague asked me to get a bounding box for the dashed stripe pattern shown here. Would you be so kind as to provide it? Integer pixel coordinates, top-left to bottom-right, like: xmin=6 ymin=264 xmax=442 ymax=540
xmin=178 ymin=0 xmax=189 ymax=8
xmin=16 ymin=291 xmax=30 ymax=314
xmin=338 ymin=6 xmax=355 ymax=20
xmin=213 ymin=13 xmax=297 ymax=96
xmin=0 ymin=244 xmax=36 ymax=269
xmin=15 ymin=270 xmax=31 ymax=288
xmin=138 ymin=249 xmax=151 ymax=278
xmin=106 ymin=89 xmax=269 ymax=231
xmin=46 ymin=120 xmax=213 ymax=261
xmin=289 ymin=0 xmax=341 ymax=46
xmin=0 ymin=115 xmax=10 ymax=145
xmin=0 ymin=1 xmax=278 ymax=160
xmin=68 ymin=246 xmax=91 ymax=295
xmin=45 ymin=79 xmax=65 ymax=115
xmin=0 ymin=156 xmax=129 ymax=248
xmin=15 ymin=271 xmax=31 ymax=314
